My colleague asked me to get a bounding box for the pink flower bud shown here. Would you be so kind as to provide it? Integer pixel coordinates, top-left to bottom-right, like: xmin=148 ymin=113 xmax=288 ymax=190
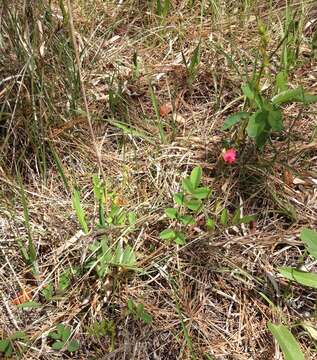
xmin=223 ymin=148 xmax=237 ymax=164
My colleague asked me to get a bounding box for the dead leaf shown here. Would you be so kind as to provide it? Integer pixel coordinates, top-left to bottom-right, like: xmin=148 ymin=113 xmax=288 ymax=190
xmin=249 ymin=220 xmax=257 ymax=234
xmin=12 ymin=287 xmax=33 ymax=305
xmin=283 ymin=169 xmax=294 ymax=187
xmin=173 ymin=113 xmax=186 ymax=124
xmin=159 ymin=102 xmax=173 ymax=117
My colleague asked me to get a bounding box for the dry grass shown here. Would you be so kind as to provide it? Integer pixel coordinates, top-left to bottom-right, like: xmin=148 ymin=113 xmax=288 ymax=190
xmin=1 ymin=0 xmax=317 ymax=359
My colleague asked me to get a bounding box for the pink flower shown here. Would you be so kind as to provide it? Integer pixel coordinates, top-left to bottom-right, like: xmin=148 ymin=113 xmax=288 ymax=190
xmin=223 ymin=148 xmax=237 ymax=164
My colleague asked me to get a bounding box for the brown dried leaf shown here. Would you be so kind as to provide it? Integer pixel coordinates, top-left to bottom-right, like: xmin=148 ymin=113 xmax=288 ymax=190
xmin=284 ymin=169 xmax=294 ymax=187
xmin=159 ymin=102 xmax=173 ymax=117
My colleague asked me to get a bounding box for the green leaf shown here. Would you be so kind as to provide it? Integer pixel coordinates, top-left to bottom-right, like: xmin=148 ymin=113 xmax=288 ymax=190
xmin=300 ymin=228 xmax=317 ymax=260
xmin=160 ymin=229 xmax=176 ymax=240
xmin=242 ymin=84 xmax=262 ymax=108
xmin=279 ymin=267 xmax=317 ymax=288
xmin=174 ymin=192 xmax=185 ymax=206
xmin=185 ymin=199 xmax=202 ymax=212
xmin=242 ymin=84 xmax=256 ymax=101
xmin=239 ymin=215 xmax=256 ymax=224
xmin=72 ymin=188 xmax=89 ymax=234
xmin=67 ymin=340 xmax=80 ymax=352
xmin=128 ymin=212 xmax=137 ymax=226
xmin=268 ymin=323 xmax=304 ymax=360
xmin=165 ymin=208 xmax=178 ymax=220
xmin=268 ymin=108 xmax=283 ymax=132
xmin=301 ymin=321 xmax=317 ymax=340
xmin=0 ymin=340 xmax=9 ymax=353
xmin=182 ymin=177 xmax=195 ymax=194
xmin=191 ymin=187 xmax=211 ymax=200
xmin=174 ymin=232 xmax=186 ymax=245
xmin=127 ymin=299 xmax=134 ymax=312
xmin=48 ymin=331 xmax=61 ymax=340
xmin=220 ymin=208 xmax=229 ymax=225
xmin=17 ymin=301 xmax=41 ymax=309
xmin=61 ymin=326 xmax=71 ymax=342
xmin=272 ymin=87 xmax=317 ymax=105
xmin=178 ymin=215 xmax=195 ymax=226
xmin=247 ymin=111 xmax=267 ymax=138
xmin=275 ymin=70 xmax=288 ymax=92
xmin=206 ymin=218 xmax=215 ymax=231
xmin=190 ymin=166 xmax=202 ymax=189
xmin=10 ymin=331 xmax=27 ymax=341
xmin=222 ymin=112 xmax=250 ymax=131
xmin=52 ymin=340 xmax=65 ymax=350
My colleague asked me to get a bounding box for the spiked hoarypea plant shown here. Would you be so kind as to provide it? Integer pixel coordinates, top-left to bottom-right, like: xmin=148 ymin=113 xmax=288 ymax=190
xmin=222 ymin=22 xmax=317 ymax=152
xmin=222 ymin=84 xmax=317 ymax=150
xmin=160 ymin=166 xmax=211 ymax=245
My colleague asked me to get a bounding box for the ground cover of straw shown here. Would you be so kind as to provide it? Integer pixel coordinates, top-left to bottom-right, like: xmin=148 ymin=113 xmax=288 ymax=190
xmin=1 ymin=1 xmax=317 ymax=359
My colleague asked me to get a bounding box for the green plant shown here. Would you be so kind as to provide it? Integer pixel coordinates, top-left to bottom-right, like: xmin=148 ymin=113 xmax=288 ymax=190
xmin=93 ymin=175 xmax=106 ymax=228
xmin=279 ymin=228 xmax=317 ymax=289
xmin=86 ymin=237 xmax=138 ymax=278
xmin=160 ymin=166 xmax=211 ymax=245
xmin=222 ymin=83 xmax=317 ymax=150
xmin=182 ymin=42 xmax=201 ymax=87
xmin=17 ymin=168 xmax=38 ymax=274
xmin=88 ymin=319 xmax=115 ymax=351
xmin=156 ymin=0 xmax=170 ymax=21
xmin=41 ymin=266 xmax=79 ymax=301
xmin=268 ymin=228 xmax=317 ymax=359
xmin=72 ymin=187 xmax=89 ymax=234
xmin=0 ymin=331 xmax=27 ymax=358
xmin=48 ymin=324 xmax=80 ymax=352
xmin=222 ymin=22 xmax=317 ymax=151
xmin=127 ymin=299 xmax=152 ymax=324
xmin=268 ymin=323 xmax=304 ymax=360
xmin=149 ymin=82 xmax=166 ymax=143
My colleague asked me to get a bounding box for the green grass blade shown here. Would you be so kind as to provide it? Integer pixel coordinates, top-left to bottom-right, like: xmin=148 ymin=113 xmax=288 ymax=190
xmin=16 ymin=168 xmax=37 ymax=266
xmin=72 ymin=188 xmax=89 ymax=234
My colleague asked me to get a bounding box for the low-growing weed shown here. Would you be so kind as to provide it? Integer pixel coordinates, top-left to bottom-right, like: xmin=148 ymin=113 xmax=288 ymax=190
xmin=127 ymin=299 xmax=152 ymax=324
xmin=160 ymin=166 xmax=211 ymax=245
xmin=88 ymin=319 xmax=115 ymax=351
xmin=48 ymin=323 xmax=80 ymax=353
xmin=222 ymin=22 xmax=317 ymax=152
xmin=0 ymin=331 xmax=27 ymax=358
xmin=182 ymin=42 xmax=201 ymax=87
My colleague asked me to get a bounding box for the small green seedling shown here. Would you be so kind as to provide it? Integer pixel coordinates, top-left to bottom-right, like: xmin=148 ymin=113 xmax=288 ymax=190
xmin=41 ymin=267 xmax=78 ymax=301
xmin=182 ymin=42 xmax=201 ymax=87
xmin=72 ymin=187 xmax=89 ymax=234
xmin=88 ymin=319 xmax=115 ymax=351
xmin=160 ymin=166 xmax=211 ymax=245
xmin=0 ymin=331 xmax=27 ymax=358
xmin=86 ymin=237 xmax=138 ymax=278
xmin=127 ymin=299 xmax=152 ymax=324
xmin=48 ymin=324 xmax=79 ymax=353
xmin=156 ymin=0 xmax=170 ymax=21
